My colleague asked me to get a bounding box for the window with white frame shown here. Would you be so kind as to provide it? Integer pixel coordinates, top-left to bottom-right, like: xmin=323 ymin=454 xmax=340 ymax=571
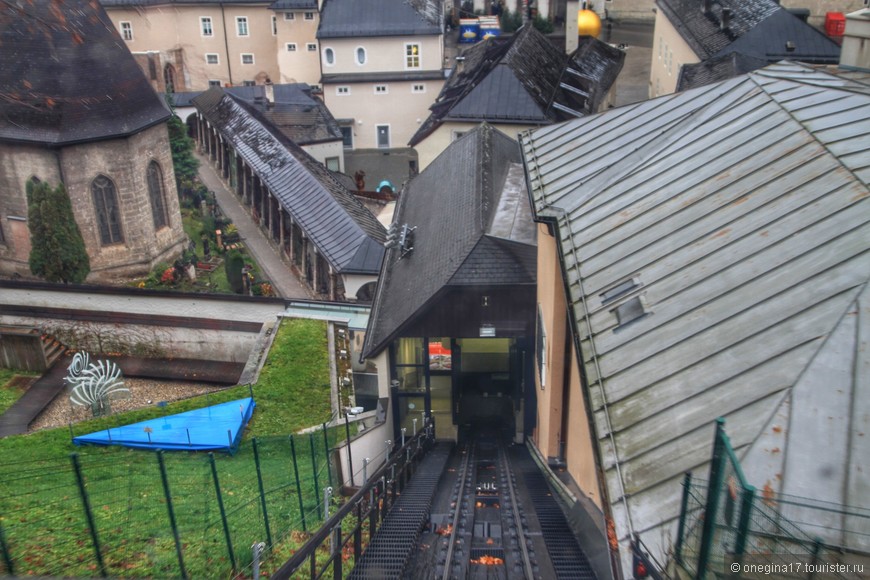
xmin=241 ymin=53 xmax=254 ymax=65
xmin=325 ymin=157 xmax=340 ymax=171
xmin=374 ymin=84 xmax=388 ymax=94
xmin=120 ymin=21 xmax=133 ymax=41
xmin=405 ymin=43 xmax=420 ymax=69
xmin=336 ymin=86 xmax=350 ymax=96
xmin=206 ymin=53 xmax=219 ymax=65
xmin=271 ymin=15 xmax=277 ymax=35
xmin=236 ymin=16 xmax=249 ymax=36
xmin=323 ymin=47 xmax=335 ymax=65
xmin=307 ymin=43 xmax=317 ymax=52
xmin=286 ymin=43 xmax=297 ymax=52
xmin=340 ymin=126 xmax=353 ymax=149
xmin=284 ymin=12 xmax=295 ymax=20
xmin=412 ymin=83 xmax=425 ymax=93
xmin=304 ymin=12 xmax=314 ymax=20
xmin=356 ymin=47 xmax=366 ymax=65
xmin=209 ymin=79 xmax=222 ymax=87
xmin=243 ymin=80 xmax=255 ymax=86
xmin=201 ymin=16 xmax=213 ymax=37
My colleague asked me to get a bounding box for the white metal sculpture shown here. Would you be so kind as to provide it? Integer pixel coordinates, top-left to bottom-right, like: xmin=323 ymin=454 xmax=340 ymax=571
xmin=66 ymin=353 xmax=129 ymax=417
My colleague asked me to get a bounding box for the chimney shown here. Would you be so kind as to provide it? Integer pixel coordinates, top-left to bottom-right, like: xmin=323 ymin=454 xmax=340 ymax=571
xmin=264 ymin=78 xmax=274 ymax=105
xmin=720 ymin=7 xmax=731 ymax=31
xmin=785 ymin=40 xmax=796 ymax=52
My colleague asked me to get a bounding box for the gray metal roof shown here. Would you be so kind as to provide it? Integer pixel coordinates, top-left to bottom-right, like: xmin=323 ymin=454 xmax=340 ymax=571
xmin=0 ymin=0 xmax=170 ymax=146
xmin=317 ymin=0 xmax=441 ymax=39
xmin=193 ymin=88 xmax=385 ymax=275
xmin=269 ymin=0 xmax=317 ymax=9
xmin=657 ymin=0 xmax=839 ymax=63
xmin=363 ymin=124 xmax=534 ymax=357
xmin=410 ymin=26 xmax=624 ymax=145
xmin=520 ymin=62 xmax=870 ymax=564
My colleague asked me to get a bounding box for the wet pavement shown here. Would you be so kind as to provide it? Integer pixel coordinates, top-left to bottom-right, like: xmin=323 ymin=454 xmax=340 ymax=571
xmin=195 ymin=151 xmax=310 ymax=300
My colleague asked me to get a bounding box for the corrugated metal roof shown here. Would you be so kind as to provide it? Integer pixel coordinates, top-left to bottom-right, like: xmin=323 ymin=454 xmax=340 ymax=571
xmin=363 ymin=124 xmax=534 ymax=357
xmin=0 ymin=0 xmax=170 ymax=146
xmin=193 ymin=88 xmax=384 ymax=275
xmin=520 ymin=61 xmax=870 ymax=567
xmin=317 ymin=0 xmax=441 ymax=39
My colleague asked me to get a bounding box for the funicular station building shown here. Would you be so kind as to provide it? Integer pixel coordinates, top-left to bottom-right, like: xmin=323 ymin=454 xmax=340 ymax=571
xmin=363 ymin=124 xmax=538 ymax=442
xmin=192 ymin=87 xmax=385 ymax=301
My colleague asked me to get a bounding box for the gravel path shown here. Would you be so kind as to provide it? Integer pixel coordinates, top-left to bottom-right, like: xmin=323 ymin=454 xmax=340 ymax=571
xmin=28 ymin=378 xmax=226 ymax=433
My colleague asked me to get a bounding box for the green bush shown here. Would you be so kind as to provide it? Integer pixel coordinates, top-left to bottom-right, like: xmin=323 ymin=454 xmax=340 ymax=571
xmin=533 ymin=13 xmax=553 ymax=34
xmin=500 ymin=9 xmax=523 ymax=33
xmin=27 ymin=179 xmax=90 ymax=284
xmin=226 ymin=250 xmax=245 ymax=294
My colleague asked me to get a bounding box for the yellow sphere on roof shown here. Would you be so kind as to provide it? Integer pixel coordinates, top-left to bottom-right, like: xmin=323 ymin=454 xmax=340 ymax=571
xmin=578 ymin=9 xmax=602 ymax=38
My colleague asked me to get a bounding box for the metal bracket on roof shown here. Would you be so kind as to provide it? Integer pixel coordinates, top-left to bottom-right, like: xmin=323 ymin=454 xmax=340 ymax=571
xmin=552 ymin=102 xmax=585 ymax=118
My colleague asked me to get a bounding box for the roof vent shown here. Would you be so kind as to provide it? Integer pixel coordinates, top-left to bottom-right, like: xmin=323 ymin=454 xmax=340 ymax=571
xmin=720 ymin=7 xmax=732 ymax=31
xmin=786 ymin=40 xmax=796 ymax=52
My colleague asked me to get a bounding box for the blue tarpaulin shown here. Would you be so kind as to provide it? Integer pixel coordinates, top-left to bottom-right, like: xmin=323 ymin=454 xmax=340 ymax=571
xmin=73 ymin=397 xmax=255 ymax=453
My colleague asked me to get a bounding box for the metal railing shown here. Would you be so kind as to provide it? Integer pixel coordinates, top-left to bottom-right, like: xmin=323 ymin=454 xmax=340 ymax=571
xmin=270 ymin=417 xmax=436 ymax=579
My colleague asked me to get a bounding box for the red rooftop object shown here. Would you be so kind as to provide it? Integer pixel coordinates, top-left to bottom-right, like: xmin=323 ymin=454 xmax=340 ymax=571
xmin=825 ymin=12 xmax=846 ymax=37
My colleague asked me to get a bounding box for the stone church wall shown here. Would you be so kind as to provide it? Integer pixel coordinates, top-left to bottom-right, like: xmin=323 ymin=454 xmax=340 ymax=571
xmin=0 ymin=123 xmax=186 ymax=283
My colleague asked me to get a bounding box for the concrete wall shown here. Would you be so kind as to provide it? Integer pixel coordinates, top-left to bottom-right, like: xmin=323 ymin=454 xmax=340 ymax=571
xmin=324 ymin=79 xmax=445 ymax=149
xmin=415 ymin=121 xmax=541 ymax=170
xmin=106 ymin=4 xmax=283 ymax=90
xmin=649 ymin=8 xmax=698 ymax=97
xmin=320 ymin=36 xmax=444 ymax=75
xmin=841 ymin=9 xmax=870 ymax=68
xmin=301 ymin=140 xmax=345 ymax=173
xmin=0 ymin=286 xmax=288 ymax=362
xmin=275 ymin=9 xmax=322 ymax=85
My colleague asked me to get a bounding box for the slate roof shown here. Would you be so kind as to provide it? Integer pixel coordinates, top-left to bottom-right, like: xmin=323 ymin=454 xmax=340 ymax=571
xmin=317 ymin=0 xmax=441 ymax=39
xmin=101 ymin=0 xmax=267 ymax=6
xmin=0 ymin=0 xmax=170 ymax=146
xmin=270 ymin=0 xmax=318 ymax=9
xmin=657 ymin=0 xmax=840 ymax=63
xmin=193 ymin=88 xmax=385 ymax=275
xmin=363 ymin=124 xmax=535 ymax=357
xmin=520 ymin=61 xmax=870 ymax=569
xmin=409 ymin=25 xmax=624 ymax=146
xmin=676 ymin=51 xmax=767 ymax=91
xmin=171 ymin=84 xmax=341 ymax=144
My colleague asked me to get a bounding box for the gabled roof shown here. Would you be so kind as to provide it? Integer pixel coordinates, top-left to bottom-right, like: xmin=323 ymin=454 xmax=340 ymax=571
xmin=318 ymin=0 xmax=441 ymax=39
xmin=363 ymin=124 xmax=534 ymax=357
xmin=676 ymin=51 xmax=767 ymax=91
xmin=0 ymin=0 xmax=170 ymax=146
xmin=409 ymin=26 xmax=623 ymax=146
xmin=657 ymin=0 xmax=839 ymax=63
xmin=173 ymin=84 xmax=342 ymax=144
xmin=521 ymin=62 xmax=870 ymax=565
xmin=193 ymin=88 xmax=385 ymax=275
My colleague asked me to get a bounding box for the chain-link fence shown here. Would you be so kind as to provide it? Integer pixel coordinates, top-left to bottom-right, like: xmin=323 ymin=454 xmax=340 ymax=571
xmin=0 ymin=427 xmax=342 ymax=578
xmin=674 ymin=419 xmax=866 ymax=580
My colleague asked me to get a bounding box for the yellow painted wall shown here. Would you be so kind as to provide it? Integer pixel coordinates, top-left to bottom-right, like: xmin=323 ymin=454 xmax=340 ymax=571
xmin=649 ymin=8 xmax=699 ymax=98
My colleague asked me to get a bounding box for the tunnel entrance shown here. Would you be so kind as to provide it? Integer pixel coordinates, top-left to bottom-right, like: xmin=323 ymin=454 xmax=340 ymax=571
xmin=391 ymin=336 xmax=534 ymax=443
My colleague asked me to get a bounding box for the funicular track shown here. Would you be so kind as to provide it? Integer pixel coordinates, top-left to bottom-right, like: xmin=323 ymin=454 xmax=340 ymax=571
xmin=433 ymin=432 xmax=537 ymax=580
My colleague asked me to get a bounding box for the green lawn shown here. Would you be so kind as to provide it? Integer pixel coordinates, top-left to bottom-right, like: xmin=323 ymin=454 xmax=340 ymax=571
xmin=0 ymin=318 xmax=339 ymax=578
xmin=0 ymin=369 xmax=36 ymax=415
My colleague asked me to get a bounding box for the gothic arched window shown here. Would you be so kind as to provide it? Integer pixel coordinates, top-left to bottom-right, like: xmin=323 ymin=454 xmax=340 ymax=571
xmin=91 ymin=174 xmax=124 ymax=245
xmin=147 ymin=161 xmax=168 ymax=230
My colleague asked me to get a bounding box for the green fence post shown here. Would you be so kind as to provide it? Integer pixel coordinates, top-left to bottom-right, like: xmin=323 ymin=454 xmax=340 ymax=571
xmin=675 ymin=472 xmax=692 ymax=566
xmin=208 ymin=452 xmax=237 ymax=573
xmin=252 ymin=438 xmax=273 ymax=547
xmin=697 ymin=418 xmax=728 ymax=580
xmin=310 ymin=433 xmax=321 ymax=521
xmin=734 ymin=485 xmax=755 ymax=564
xmin=157 ymin=451 xmax=188 ymax=580
xmin=289 ymin=435 xmax=307 ymax=532
xmin=322 ymin=423 xmax=333 ymax=488
xmin=0 ymin=518 xmax=13 ymax=576
xmin=70 ymin=453 xmax=108 ymax=578
xmin=809 ymin=537 xmax=823 ymax=580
